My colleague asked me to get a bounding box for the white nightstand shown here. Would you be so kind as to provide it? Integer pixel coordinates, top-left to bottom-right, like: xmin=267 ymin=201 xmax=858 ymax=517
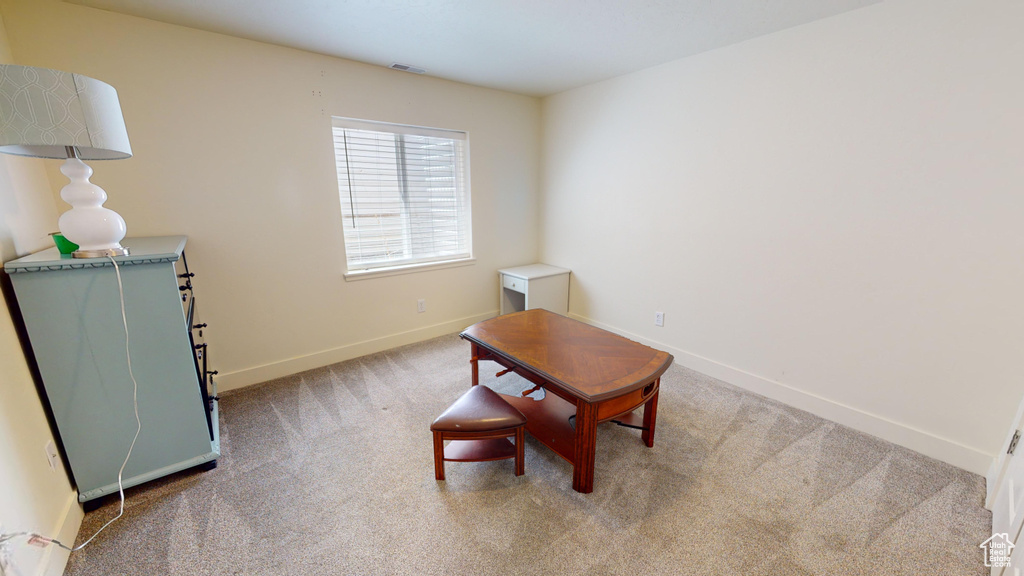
xmin=498 ymin=264 xmax=570 ymax=315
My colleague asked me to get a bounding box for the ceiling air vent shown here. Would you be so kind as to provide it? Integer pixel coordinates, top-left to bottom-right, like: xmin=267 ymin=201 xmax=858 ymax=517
xmin=389 ymin=63 xmax=426 ymax=74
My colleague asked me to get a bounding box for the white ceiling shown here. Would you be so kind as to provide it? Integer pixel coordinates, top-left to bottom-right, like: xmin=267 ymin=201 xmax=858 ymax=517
xmin=68 ymin=0 xmax=883 ymax=97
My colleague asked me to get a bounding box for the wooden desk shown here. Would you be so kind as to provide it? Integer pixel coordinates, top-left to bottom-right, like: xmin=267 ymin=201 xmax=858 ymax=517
xmin=460 ymin=309 xmax=673 ymax=493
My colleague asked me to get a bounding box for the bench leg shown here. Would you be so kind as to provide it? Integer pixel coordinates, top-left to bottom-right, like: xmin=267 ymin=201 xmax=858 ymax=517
xmin=514 ymin=426 xmax=525 ymax=476
xmin=433 ymin=431 xmax=446 ymax=481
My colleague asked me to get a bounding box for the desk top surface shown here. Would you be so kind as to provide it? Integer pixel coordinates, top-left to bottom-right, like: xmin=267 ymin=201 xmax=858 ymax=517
xmin=497 ymin=263 xmax=570 ymax=280
xmin=461 ymin=309 xmax=673 ymax=402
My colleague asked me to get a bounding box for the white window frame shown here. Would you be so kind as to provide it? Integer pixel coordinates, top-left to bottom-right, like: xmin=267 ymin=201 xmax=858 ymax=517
xmin=331 ymin=117 xmax=474 ymax=280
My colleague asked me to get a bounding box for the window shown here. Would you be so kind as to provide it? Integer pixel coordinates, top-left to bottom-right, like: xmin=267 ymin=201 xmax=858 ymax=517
xmin=332 ymin=117 xmax=472 ymax=276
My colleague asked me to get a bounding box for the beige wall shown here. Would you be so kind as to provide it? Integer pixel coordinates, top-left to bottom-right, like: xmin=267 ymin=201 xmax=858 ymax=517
xmin=0 ymin=9 xmax=83 ymax=576
xmin=541 ymin=0 xmax=1024 ymax=475
xmin=0 ymin=0 xmax=542 ymax=390
xmin=2 ymin=4 xmax=1016 ymax=571
xmin=0 ymin=0 xmax=537 ymax=571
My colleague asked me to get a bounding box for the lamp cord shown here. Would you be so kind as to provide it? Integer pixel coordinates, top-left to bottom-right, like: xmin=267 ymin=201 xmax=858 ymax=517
xmin=55 ymin=255 xmax=143 ymax=551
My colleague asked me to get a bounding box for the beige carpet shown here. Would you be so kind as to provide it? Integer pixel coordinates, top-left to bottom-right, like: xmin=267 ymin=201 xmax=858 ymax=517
xmin=63 ymin=333 xmax=990 ymax=575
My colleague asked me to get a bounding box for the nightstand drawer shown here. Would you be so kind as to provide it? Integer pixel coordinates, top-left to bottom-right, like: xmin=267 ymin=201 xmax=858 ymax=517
xmin=503 ymin=274 xmax=527 ymax=293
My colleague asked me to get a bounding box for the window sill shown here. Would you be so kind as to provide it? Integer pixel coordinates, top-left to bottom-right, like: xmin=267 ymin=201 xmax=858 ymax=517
xmin=344 ymin=257 xmax=476 ymax=281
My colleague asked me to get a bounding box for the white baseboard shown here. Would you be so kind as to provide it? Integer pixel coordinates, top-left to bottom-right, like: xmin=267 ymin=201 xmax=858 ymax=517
xmin=212 ymin=308 xmax=994 ymax=476
xmin=37 ymin=491 xmax=82 ymax=576
xmin=571 ymin=313 xmax=994 ymax=477
xmin=987 ymin=456 xmax=1003 ymax=510
xmin=215 ymin=311 xmax=498 ymax=392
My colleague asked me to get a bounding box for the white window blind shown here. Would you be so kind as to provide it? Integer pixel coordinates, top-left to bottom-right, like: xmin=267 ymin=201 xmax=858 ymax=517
xmin=332 ymin=117 xmax=472 ymax=273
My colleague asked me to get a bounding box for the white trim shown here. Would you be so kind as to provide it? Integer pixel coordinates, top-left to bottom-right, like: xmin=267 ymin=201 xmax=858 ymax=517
xmin=215 ymin=310 xmax=498 ymax=392
xmin=986 ymin=456 xmax=1002 ymax=510
xmin=343 ymin=257 xmax=475 ymax=281
xmin=332 ymin=116 xmax=467 ymax=140
xmin=985 ymin=395 xmax=1024 ymax=509
xmin=214 ymin=307 xmax=994 ymax=475
xmin=36 ymin=491 xmax=83 ymax=576
xmin=570 ymin=313 xmax=994 ymax=476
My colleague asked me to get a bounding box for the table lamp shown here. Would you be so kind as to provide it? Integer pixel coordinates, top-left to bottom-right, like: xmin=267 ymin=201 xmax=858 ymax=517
xmin=0 ymin=64 xmax=133 ymax=258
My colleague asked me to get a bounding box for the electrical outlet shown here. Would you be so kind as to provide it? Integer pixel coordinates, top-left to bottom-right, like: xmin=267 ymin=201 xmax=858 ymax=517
xmin=654 ymin=311 xmax=664 ymax=327
xmin=44 ymin=441 xmax=59 ymax=472
xmin=417 ymin=299 xmax=426 ymax=313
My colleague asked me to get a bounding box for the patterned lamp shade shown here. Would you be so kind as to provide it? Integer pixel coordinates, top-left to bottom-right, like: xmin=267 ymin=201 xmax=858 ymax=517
xmin=0 ymin=64 xmax=131 ymax=160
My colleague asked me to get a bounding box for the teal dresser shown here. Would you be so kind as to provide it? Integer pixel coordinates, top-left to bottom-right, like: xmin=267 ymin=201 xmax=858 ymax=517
xmin=4 ymin=236 xmax=219 ymax=509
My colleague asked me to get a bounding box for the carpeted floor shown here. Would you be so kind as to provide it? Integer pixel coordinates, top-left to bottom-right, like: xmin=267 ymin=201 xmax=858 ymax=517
xmin=63 ymin=333 xmax=991 ymax=575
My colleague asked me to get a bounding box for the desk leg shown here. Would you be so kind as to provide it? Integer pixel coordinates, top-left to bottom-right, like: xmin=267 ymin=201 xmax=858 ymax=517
xmin=572 ymin=401 xmax=598 ymax=493
xmin=470 ymin=343 xmax=479 ymax=387
xmin=641 ymin=380 xmax=660 ymax=448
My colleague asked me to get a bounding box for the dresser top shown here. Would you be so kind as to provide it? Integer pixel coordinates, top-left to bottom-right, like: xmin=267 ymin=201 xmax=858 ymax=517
xmin=4 ymin=236 xmax=187 ymax=273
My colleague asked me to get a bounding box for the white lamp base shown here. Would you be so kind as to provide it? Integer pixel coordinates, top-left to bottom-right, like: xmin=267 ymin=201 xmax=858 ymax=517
xmin=56 ymin=158 xmax=129 ymax=259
